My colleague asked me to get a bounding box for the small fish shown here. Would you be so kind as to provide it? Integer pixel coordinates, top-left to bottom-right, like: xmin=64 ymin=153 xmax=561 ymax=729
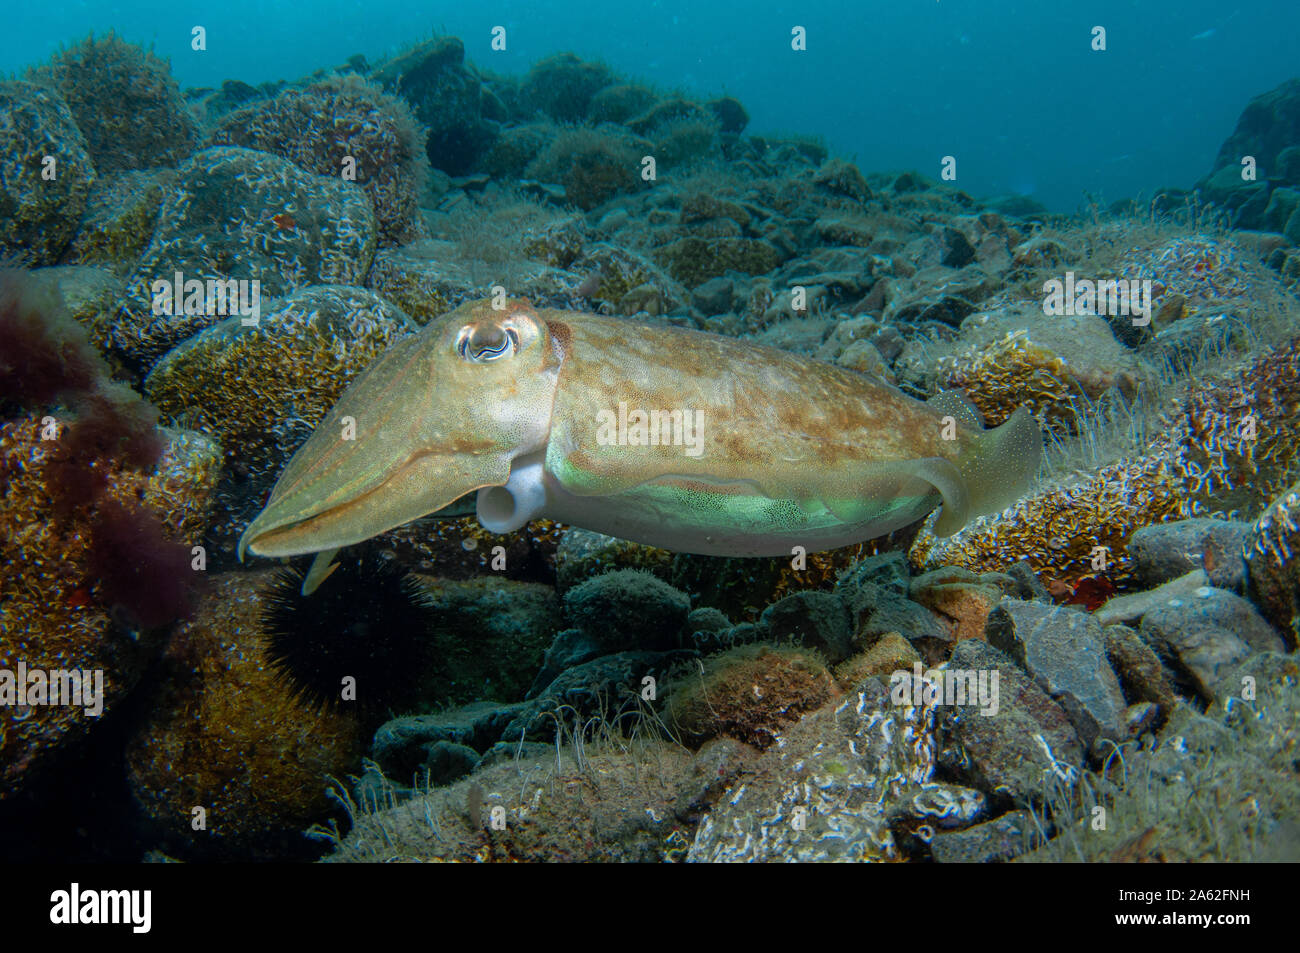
xmin=271 ymin=212 xmax=297 ymax=231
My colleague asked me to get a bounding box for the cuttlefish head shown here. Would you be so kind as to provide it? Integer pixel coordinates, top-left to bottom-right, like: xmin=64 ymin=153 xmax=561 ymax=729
xmin=238 ymin=299 xmax=564 ymax=560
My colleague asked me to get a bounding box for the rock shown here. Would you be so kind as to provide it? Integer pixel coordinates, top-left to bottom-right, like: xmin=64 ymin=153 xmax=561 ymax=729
xmin=936 ymin=639 xmax=1084 ymax=804
xmin=372 ymin=702 xmax=515 ymax=773
xmin=1128 ymin=518 xmax=1252 ymax=589
xmin=28 ymin=34 xmax=199 ymax=172
xmin=835 ymin=551 xmax=911 ymax=596
xmin=553 ymin=528 xmax=674 ymax=593
xmin=833 ymin=632 xmax=921 ymax=689
xmin=888 ymin=781 xmax=988 ymax=855
xmin=812 ymin=158 xmax=872 ymax=202
xmin=1245 ymin=481 xmax=1300 ymax=648
xmin=687 ymin=678 xmax=935 ymax=861
xmin=673 ymin=737 xmax=759 ymax=823
xmin=588 ymin=83 xmax=658 ymax=124
xmin=370 ymin=36 xmax=496 ymax=175
xmin=0 ymin=81 xmax=96 ymax=265
xmin=665 ymin=644 xmax=835 ymax=749
xmin=757 ymin=590 xmax=853 ymax=664
xmin=910 ymin=567 xmax=1014 ymax=643
xmin=125 ymin=571 xmax=364 ymax=860
xmin=928 ymin=810 xmax=1040 ymax=863
xmin=505 ymin=649 xmax=697 ymax=742
xmin=327 ymin=741 xmax=698 ymax=862
xmin=1003 ymin=559 xmax=1051 ymax=602
xmin=476 ymin=740 xmax=552 ymax=770
xmin=841 ymin=582 xmax=953 ymax=664
xmin=1205 ymin=78 xmax=1300 ymax=190
xmin=937 ymin=309 xmax=1144 ymax=434
xmin=562 ymin=570 xmax=691 ymax=651
xmin=112 ymin=147 xmax=378 ymax=366
xmin=26 ymin=265 xmax=123 ymax=354
xmin=1095 ymin=569 xmax=1210 ymax=626
xmin=1 ymin=419 xmax=220 ymax=798
xmin=61 ymin=169 xmax=174 ymax=275
xmin=526 ymin=125 xmax=650 ymax=211
xmin=526 ymin=628 xmax=606 ymax=698
xmin=1140 ymin=587 xmax=1286 ymax=702
xmin=1103 ymin=624 xmax=1179 ymax=717
xmin=985 ymin=598 xmax=1127 ymax=749
xmin=706 ymin=96 xmax=749 ymax=136
xmin=209 ymin=75 xmax=430 ymax=245
xmin=653 ymin=236 xmax=783 ymax=287
xmin=520 ymin=52 xmax=613 ymax=122
xmin=1124 ymin=702 xmax=1161 ymax=737
xmin=691 ymin=276 xmax=735 ymax=314
xmin=419 ymin=741 xmax=481 ymax=785
xmin=363 ymin=242 xmax=480 ymax=325
xmin=412 ymin=576 xmax=561 ymax=704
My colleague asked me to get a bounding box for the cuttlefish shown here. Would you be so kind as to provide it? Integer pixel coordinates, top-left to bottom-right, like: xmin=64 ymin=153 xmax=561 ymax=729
xmin=238 ymin=298 xmax=1042 ymax=587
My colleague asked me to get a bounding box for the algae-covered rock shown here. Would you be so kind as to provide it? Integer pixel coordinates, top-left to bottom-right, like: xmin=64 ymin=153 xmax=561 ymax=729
xmin=369 ymin=36 xmax=495 ymax=176
xmin=1 ymin=418 xmax=220 ymax=797
xmin=28 ymin=34 xmax=199 ymax=172
xmin=210 ymin=75 xmax=429 ymax=245
xmin=525 ymin=124 xmax=650 ymax=210
xmin=757 ymin=590 xmax=853 ymax=664
xmin=1246 ymin=481 xmax=1300 ymax=647
xmin=0 ymin=81 xmax=96 ymax=265
xmin=125 ymin=570 xmax=365 ymax=860
xmin=665 ymin=644 xmax=834 ymax=749
xmin=687 ymin=677 xmax=935 ymax=861
xmin=554 ymin=528 xmax=674 ymax=593
xmin=562 ymin=570 xmax=691 ymax=651
xmin=112 ymin=146 xmax=379 ymax=366
xmin=936 ymin=639 xmax=1084 ymax=805
xmin=363 ymin=242 xmax=479 ymax=324
xmin=411 ymin=575 xmax=561 ymax=704
xmin=61 ymin=169 xmax=173 ymax=274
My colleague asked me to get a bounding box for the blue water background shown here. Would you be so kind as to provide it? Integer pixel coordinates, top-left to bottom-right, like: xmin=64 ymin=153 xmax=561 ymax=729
xmin=3 ymin=0 xmax=1297 ymax=211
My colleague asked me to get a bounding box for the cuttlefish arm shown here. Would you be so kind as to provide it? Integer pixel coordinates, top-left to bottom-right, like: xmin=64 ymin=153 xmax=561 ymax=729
xmin=238 ymin=297 xmax=1041 ymax=564
xmin=237 ymin=300 xmax=562 ymax=560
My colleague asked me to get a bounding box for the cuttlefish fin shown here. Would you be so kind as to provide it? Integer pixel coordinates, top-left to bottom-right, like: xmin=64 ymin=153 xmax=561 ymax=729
xmin=302 ymin=547 xmax=342 ymax=596
xmin=927 ymin=389 xmax=985 ymax=429
xmin=936 ymin=404 xmax=1042 ymax=536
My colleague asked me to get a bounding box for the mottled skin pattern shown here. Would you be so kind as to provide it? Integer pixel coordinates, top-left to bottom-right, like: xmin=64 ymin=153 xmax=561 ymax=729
xmin=240 ymin=298 xmax=1039 ymax=560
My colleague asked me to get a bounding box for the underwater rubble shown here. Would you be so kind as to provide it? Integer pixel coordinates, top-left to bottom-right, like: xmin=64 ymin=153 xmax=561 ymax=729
xmin=0 ymin=32 xmax=1298 ymax=865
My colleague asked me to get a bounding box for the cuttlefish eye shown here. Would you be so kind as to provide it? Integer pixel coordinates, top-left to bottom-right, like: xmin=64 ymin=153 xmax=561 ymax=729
xmin=456 ymin=322 xmax=520 ymax=363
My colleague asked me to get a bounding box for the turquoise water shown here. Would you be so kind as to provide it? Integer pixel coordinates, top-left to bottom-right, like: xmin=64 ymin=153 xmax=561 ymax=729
xmin=4 ymin=0 xmax=1298 ymax=210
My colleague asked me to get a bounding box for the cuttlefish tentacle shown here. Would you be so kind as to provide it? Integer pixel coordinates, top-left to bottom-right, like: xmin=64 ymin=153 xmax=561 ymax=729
xmin=238 ymin=298 xmax=1042 ymax=567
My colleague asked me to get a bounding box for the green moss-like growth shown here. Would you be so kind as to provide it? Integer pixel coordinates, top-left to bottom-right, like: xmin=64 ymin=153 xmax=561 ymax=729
xmin=652 ymin=236 xmax=782 ymax=288
xmin=1020 ymin=654 xmax=1300 ymax=862
xmin=0 ymin=81 xmax=96 ymax=265
xmin=62 ymin=169 xmax=172 ymax=274
xmin=526 ymin=125 xmax=649 ymax=211
xmin=665 ymin=643 xmax=834 ymax=749
xmin=210 ymin=74 xmax=430 ymax=245
xmin=29 ymin=32 xmax=199 ymax=172
xmin=521 ymin=53 xmax=615 ymax=122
